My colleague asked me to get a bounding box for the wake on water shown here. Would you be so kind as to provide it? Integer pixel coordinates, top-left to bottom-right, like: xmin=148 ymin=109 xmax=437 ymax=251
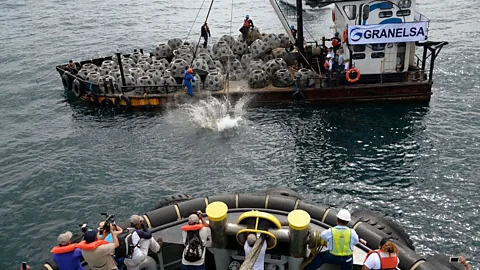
xmin=182 ymin=96 xmax=251 ymax=132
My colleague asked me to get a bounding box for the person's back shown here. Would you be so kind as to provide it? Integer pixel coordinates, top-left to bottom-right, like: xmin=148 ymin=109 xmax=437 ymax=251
xmin=78 ymin=228 xmax=119 ymax=270
xmin=51 ymin=231 xmax=84 ymax=270
xmin=243 ymin=234 xmax=267 ymax=270
xmin=362 ymin=238 xmax=399 ymax=270
xmin=125 ymin=230 xmax=161 ymax=270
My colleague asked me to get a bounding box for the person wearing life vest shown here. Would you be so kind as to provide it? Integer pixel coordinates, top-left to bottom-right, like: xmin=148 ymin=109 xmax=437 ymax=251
xmin=200 ymin=22 xmax=211 ymax=48
xmin=183 ymin=68 xmax=196 ymax=96
xmin=290 ymin=25 xmax=297 ymax=41
xmin=362 ymin=238 xmax=400 ymax=270
xmin=50 ymin=231 xmax=83 ymax=270
xmin=306 ymin=209 xmax=359 ymax=270
xmin=78 ymin=225 xmax=122 ymax=270
xmin=239 ymin=14 xmax=254 ymax=42
xmin=123 ymin=215 xmax=162 ymax=270
xmin=331 ymin=32 xmax=341 ymax=54
xmin=181 ymin=211 xmax=211 ymax=270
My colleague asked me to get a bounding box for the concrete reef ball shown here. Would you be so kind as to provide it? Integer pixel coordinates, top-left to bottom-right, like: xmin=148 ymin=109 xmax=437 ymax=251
xmin=264 ymin=58 xmax=288 ymax=77
xmin=85 ymin=72 xmax=103 ymax=85
xmin=117 ymin=74 xmax=136 ymax=91
xmin=248 ymin=69 xmax=270 ymax=88
xmin=99 ymin=66 xmax=111 ymax=76
xmin=250 ymin=39 xmax=269 ymax=58
xmin=231 ymin=40 xmax=249 ymax=56
xmin=174 ymin=45 xmax=193 ymax=55
xmin=156 ymin=44 xmax=173 ymax=59
xmin=261 ymin=52 xmax=275 ymax=63
xmin=213 ymin=60 xmax=225 ymax=74
xmin=197 ymin=53 xmax=214 ymax=68
xmin=138 ymin=55 xmax=153 ymax=65
xmin=272 ymin=69 xmax=294 ymax=87
xmin=128 ymin=67 xmax=146 ymax=79
xmin=213 ymin=41 xmax=229 ymax=54
xmin=130 ymin=51 xmax=142 ymax=63
xmin=261 ymin=33 xmax=281 ymax=49
xmin=137 ymin=61 xmax=151 ymax=72
xmin=248 ymin=59 xmax=264 ymax=73
xmin=167 ymin=38 xmax=183 ymax=51
xmin=192 ymin=59 xmax=209 ymax=73
xmin=158 ymin=75 xmax=179 ymax=93
xmin=82 ymin=63 xmax=99 ymax=73
xmin=137 ymin=76 xmax=155 ymax=87
xmin=295 ymin=68 xmax=316 ymax=88
xmin=170 ymin=59 xmax=189 ymax=78
xmin=101 ymin=60 xmax=118 ymax=71
xmin=278 ymin=34 xmax=293 ymax=48
xmin=108 ymin=69 xmax=121 ymax=80
xmin=173 ymin=53 xmax=193 ymax=65
xmin=227 ymin=59 xmax=244 ymax=81
xmin=272 ymin=48 xmax=289 ymax=61
xmin=241 ymin=53 xmax=253 ymax=69
xmin=204 ymin=72 xmax=225 ymax=91
xmin=219 ymin=35 xmax=236 ymax=47
xmin=146 ymin=69 xmax=162 ymax=83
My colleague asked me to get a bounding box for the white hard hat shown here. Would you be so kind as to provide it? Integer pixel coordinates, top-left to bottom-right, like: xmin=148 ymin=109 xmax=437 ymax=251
xmin=336 ymin=209 xmax=351 ymax=222
xmin=326 ymin=54 xmax=332 ymax=58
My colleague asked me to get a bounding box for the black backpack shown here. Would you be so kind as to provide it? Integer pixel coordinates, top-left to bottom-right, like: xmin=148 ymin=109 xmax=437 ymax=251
xmin=115 ymin=228 xmax=138 ymax=259
xmin=184 ymin=230 xmax=204 ymax=262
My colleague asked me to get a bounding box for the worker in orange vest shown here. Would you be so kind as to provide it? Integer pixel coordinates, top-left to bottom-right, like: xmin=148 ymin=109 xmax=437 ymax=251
xmin=239 ymin=14 xmax=254 ymax=42
xmin=362 ymin=238 xmax=400 ymax=270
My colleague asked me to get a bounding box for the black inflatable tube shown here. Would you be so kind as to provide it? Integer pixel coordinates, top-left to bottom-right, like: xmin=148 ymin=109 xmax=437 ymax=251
xmin=146 ymin=205 xmax=179 ymax=228
xmin=238 ymin=194 xmax=266 ymax=208
xmin=208 ymin=194 xmax=237 ymax=209
xmin=353 ymin=222 xmax=387 ymax=250
xmin=177 ymin=198 xmax=208 ymax=217
xmin=396 ymin=241 xmax=425 ymax=270
xmin=296 ymin=201 xmax=330 ymax=223
xmin=266 ymin=195 xmax=297 ymax=212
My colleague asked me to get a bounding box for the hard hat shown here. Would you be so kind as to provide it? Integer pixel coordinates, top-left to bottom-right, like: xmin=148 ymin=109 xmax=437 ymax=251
xmin=246 ymin=14 xmax=249 ymax=18
xmin=336 ymin=209 xmax=351 ymax=222
xmin=187 ymin=68 xmax=193 ymax=73
xmin=326 ymin=54 xmax=332 ymax=58
xmin=290 ymin=25 xmax=295 ymax=29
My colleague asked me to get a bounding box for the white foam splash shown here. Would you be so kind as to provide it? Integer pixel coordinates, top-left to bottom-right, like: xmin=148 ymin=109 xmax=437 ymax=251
xmin=183 ymin=96 xmax=250 ymax=132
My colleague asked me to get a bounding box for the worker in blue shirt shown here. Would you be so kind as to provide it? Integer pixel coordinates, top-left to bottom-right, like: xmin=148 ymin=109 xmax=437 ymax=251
xmin=183 ymin=68 xmax=196 ymax=96
xmin=306 ymin=209 xmax=359 ymax=270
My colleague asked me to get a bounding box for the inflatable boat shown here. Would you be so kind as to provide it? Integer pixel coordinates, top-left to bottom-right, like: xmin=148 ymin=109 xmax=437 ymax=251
xmin=42 ymin=189 xmax=462 ymax=270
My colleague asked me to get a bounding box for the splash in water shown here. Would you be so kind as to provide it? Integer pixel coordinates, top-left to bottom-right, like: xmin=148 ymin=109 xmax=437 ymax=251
xmin=183 ymin=96 xmax=250 ymax=132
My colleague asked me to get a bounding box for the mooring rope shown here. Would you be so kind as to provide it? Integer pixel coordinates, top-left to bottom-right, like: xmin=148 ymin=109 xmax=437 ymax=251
xmin=240 ymin=234 xmax=266 ymax=270
xmin=184 ymin=0 xmax=208 ymax=42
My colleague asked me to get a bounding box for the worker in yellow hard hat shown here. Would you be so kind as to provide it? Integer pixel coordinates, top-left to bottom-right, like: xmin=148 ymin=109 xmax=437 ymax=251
xmin=183 ymin=68 xmax=196 ymax=96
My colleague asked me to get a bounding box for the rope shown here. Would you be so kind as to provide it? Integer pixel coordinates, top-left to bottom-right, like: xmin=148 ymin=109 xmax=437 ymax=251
xmin=300 ymin=230 xmax=324 ymax=269
xmin=184 ymin=0 xmax=208 ymax=42
xmin=240 ymin=235 xmax=266 ymax=270
xmin=223 ymin=0 xmax=234 ymax=112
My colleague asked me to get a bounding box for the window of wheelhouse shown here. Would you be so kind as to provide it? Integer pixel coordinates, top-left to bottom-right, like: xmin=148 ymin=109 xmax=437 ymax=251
xmin=343 ymin=5 xmax=357 ymax=20
xmin=352 ymin=53 xmax=366 ymax=60
xmin=379 ymin=11 xmax=393 ymax=18
xmin=397 ymin=10 xmax=411 ymax=16
xmin=353 ymin=45 xmax=366 ymax=52
xmin=398 ymin=0 xmax=412 ymax=8
xmin=362 ymin=4 xmax=370 ymax=20
xmin=371 ymin=44 xmax=386 ymax=51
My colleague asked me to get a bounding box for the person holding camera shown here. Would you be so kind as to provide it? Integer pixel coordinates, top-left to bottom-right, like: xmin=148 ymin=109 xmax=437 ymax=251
xmin=78 ymin=224 xmax=122 ymax=270
xmin=98 ymin=221 xmax=113 ymax=243
xmin=123 ymin=215 xmax=163 ymax=270
xmin=181 ymin=210 xmax=211 ymax=270
xmin=50 ymin=231 xmax=83 ymax=270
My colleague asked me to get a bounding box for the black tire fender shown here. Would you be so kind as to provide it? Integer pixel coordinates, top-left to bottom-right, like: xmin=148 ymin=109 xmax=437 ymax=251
xmin=72 ymin=79 xmax=83 ymax=98
xmin=62 ymin=72 xmax=72 ymax=91
xmin=292 ymin=90 xmax=305 ymax=102
xmin=101 ymin=98 xmax=114 ymax=108
xmin=114 ymin=94 xmax=132 ymax=109
xmin=86 ymin=93 xmax=99 ymax=104
xmin=150 ymin=194 xmax=194 ymax=211
xmin=352 ymin=209 xmax=414 ymax=250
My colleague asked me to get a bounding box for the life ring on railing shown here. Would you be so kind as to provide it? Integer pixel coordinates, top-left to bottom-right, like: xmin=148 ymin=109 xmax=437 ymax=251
xmin=342 ymin=29 xmax=348 ymax=43
xmin=332 ymin=10 xmax=336 ymax=22
xmin=62 ymin=73 xmax=71 ymax=91
xmin=72 ymin=79 xmax=83 ymax=98
xmin=292 ymin=90 xmax=305 ymax=102
xmin=86 ymin=93 xmax=98 ymax=105
xmin=346 ymin=68 xmax=361 ymax=83
xmin=101 ymin=98 xmax=114 ymax=108
xmin=114 ymin=94 xmax=132 ymax=109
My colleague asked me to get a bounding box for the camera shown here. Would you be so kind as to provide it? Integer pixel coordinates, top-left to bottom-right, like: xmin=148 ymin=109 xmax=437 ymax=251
xmin=101 ymin=213 xmax=116 ymax=233
xmin=79 ymin=223 xmax=89 ymax=234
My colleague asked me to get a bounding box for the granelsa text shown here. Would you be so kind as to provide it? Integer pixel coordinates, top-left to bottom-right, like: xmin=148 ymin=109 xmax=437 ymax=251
xmin=364 ymin=27 xmax=425 ymax=39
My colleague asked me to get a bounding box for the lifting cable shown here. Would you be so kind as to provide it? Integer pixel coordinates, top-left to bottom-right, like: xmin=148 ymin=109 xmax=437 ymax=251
xmin=190 ymin=0 xmax=215 ymax=66
xmin=223 ymin=0 xmax=235 ymax=111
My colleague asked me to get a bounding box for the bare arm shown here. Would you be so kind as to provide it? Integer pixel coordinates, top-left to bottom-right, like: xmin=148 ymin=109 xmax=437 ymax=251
xmin=110 ymin=224 xmax=120 ymax=249
xmin=197 ymin=211 xmax=209 ymax=227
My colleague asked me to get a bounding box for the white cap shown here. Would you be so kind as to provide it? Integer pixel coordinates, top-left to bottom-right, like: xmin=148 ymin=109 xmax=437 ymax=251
xmin=326 ymin=54 xmax=332 ymax=58
xmin=247 ymin=233 xmax=257 ymax=246
xmin=336 ymin=209 xmax=351 ymax=222
xmin=188 ymin=214 xmax=199 ymax=225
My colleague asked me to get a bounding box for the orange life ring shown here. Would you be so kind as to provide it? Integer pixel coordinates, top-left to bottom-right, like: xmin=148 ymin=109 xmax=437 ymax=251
xmin=342 ymin=29 xmax=348 ymax=43
xmin=346 ymin=68 xmax=361 ymax=83
xmin=332 ymin=10 xmax=336 ymax=22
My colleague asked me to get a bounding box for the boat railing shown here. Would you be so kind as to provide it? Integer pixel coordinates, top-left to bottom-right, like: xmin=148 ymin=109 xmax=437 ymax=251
xmin=414 ymin=11 xmax=430 ymax=23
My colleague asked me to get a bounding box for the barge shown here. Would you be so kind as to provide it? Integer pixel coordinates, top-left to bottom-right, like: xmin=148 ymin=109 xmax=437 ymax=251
xmin=56 ymin=0 xmax=447 ymax=110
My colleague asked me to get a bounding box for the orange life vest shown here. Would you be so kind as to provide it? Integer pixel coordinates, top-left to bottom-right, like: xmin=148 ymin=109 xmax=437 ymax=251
xmin=332 ymin=38 xmax=339 ymax=47
xmin=243 ymin=19 xmax=250 ymax=28
xmin=324 ymin=60 xmax=329 ymax=69
xmin=50 ymin=244 xmax=78 ymax=254
xmin=181 ymin=224 xmax=204 ymax=231
xmin=76 ymin=240 xmax=110 ymax=251
xmin=364 ymin=250 xmax=399 ymax=269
